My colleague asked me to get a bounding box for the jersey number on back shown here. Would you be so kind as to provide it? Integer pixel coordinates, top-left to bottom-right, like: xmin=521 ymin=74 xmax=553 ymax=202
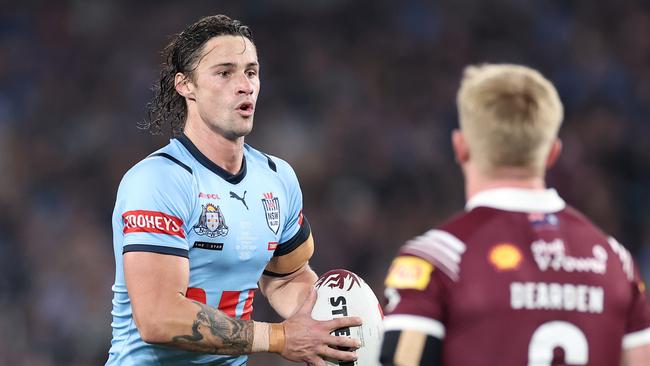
xmin=528 ymin=321 xmax=588 ymax=365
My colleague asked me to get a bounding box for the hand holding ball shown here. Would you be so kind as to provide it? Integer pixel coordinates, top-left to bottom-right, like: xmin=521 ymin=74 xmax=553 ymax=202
xmin=312 ymin=269 xmax=384 ymax=366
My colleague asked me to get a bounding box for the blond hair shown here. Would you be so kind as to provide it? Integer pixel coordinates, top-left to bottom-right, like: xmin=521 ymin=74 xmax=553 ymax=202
xmin=457 ymin=63 xmax=564 ymax=177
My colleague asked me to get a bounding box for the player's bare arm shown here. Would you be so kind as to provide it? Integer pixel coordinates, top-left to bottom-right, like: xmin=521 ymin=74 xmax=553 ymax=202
xmin=169 ymin=300 xmax=252 ymax=354
xmin=259 ymin=264 xmax=317 ymax=319
xmin=124 ymin=251 xmax=254 ymax=355
xmin=621 ymin=343 xmax=650 ymax=366
xmin=258 ymin=232 xmax=364 ymax=365
xmin=259 ymin=233 xmax=317 ymax=318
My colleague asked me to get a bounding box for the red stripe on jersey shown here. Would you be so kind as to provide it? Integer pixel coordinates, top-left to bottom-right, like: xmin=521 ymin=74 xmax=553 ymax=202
xmin=242 ymin=290 xmax=255 ymax=320
xmin=298 ymin=210 xmax=304 ymax=226
xmin=218 ymin=291 xmax=240 ymax=318
xmin=122 ymin=210 xmax=185 ymax=238
xmin=186 ymin=287 xmax=207 ymax=304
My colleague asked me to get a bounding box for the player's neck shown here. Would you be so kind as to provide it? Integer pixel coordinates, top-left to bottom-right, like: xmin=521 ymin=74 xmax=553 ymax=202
xmin=464 ymin=165 xmax=546 ymax=201
xmin=184 ymin=123 xmax=245 ymax=175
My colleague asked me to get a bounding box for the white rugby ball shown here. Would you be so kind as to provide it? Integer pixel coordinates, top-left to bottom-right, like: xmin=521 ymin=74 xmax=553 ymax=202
xmin=312 ymin=269 xmax=384 ymax=366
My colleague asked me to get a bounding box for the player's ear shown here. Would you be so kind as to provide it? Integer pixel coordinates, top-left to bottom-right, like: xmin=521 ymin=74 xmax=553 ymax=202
xmin=452 ymin=129 xmax=470 ymax=165
xmin=174 ymin=73 xmax=196 ymax=101
xmin=545 ymin=138 xmax=562 ymax=169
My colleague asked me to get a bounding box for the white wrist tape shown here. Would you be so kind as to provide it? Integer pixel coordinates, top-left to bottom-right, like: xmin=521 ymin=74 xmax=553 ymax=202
xmin=252 ymin=321 xmax=270 ymax=353
xmin=251 ymin=321 xmax=285 ymax=353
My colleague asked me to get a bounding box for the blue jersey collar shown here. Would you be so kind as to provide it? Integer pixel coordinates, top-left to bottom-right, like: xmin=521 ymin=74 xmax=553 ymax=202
xmin=176 ymin=133 xmax=247 ymax=184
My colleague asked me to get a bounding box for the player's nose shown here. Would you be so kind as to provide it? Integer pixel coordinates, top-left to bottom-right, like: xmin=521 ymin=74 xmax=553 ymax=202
xmin=236 ymin=73 xmax=255 ymax=95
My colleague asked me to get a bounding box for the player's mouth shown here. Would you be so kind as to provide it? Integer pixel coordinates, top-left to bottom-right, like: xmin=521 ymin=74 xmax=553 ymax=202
xmin=236 ymin=101 xmax=255 ymax=117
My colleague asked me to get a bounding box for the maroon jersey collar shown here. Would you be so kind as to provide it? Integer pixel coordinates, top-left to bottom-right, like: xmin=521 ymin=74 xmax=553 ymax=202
xmin=466 ymin=188 xmax=565 ymax=213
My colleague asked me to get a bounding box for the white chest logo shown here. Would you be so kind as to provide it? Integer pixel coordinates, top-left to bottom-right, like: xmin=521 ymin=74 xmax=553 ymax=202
xmin=235 ymin=220 xmax=257 ymax=260
xmin=261 ymin=192 xmax=280 ymax=234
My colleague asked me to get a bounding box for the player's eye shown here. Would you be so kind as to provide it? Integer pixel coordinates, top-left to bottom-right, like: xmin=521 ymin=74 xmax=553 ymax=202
xmin=246 ymin=70 xmax=258 ymax=78
xmin=217 ymin=71 xmax=231 ymax=78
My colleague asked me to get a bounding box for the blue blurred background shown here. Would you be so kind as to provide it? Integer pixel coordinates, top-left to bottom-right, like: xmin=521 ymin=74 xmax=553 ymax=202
xmin=1 ymin=0 xmax=650 ymax=364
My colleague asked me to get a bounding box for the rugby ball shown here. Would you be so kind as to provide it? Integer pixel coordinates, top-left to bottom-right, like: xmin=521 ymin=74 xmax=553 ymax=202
xmin=312 ymin=269 xmax=384 ymax=366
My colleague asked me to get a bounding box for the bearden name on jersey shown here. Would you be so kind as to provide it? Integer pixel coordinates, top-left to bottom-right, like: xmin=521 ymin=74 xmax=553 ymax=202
xmin=510 ymin=282 xmax=604 ymax=313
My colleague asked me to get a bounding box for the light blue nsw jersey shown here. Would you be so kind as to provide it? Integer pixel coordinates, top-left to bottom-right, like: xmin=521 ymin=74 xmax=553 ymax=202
xmin=107 ymin=135 xmax=311 ymax=365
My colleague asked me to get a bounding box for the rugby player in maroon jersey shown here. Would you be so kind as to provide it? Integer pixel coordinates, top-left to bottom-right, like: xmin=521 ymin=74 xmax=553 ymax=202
xmin=379 ymin=64 xmax=650 ymax=366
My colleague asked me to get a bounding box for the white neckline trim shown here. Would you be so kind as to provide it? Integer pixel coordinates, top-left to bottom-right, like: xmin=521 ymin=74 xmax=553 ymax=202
xmin=465 ymin=188 xmax=566 ymax=213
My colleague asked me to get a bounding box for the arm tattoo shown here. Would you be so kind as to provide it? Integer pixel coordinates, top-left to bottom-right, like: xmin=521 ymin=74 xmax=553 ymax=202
xmin=168 ymin=301 xmax=253 ymax=355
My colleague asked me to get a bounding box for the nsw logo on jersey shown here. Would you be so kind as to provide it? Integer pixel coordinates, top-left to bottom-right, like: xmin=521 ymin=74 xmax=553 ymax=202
xmin=261 ymin=192 xmax=280 ymax=234
xmin=193 ymin=203 xmax=229 ymax=237
xmin=122 ymin=210 xmax=185 ymax=238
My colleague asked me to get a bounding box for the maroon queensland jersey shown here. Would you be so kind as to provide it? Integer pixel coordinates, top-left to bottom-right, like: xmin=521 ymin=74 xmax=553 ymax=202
xmin=383 ymin=188 xmax=650 ymax=366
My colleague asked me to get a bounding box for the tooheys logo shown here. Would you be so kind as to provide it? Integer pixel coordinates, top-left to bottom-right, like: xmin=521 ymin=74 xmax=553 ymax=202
xmin=122 ymin=210 xmax=185 ymax=238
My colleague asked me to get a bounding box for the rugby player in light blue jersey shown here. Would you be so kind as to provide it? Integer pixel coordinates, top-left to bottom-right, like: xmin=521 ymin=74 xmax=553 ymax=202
xmin=106 ymin=15 xmax=361 ymax=366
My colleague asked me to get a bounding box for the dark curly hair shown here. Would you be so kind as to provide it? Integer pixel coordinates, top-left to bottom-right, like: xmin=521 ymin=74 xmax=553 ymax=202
xmin=141 ymin=15 xmax=254 ymax=136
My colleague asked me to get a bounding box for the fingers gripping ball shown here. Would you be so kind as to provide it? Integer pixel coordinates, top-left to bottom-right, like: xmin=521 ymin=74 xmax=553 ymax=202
xmin=312 ymin=269 xmax=384 ymax=366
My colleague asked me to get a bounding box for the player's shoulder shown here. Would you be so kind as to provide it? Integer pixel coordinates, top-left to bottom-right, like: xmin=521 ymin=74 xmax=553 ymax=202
xmin=438 ymin=207 xmax=505 ymax=241
xmin=561 ymin=205 xmax=638 ymax=280
xmin=395 ymin=208 xmax=501 ymax=281
xmin=120 ymin=141 xmax=194 ymax=191
xmin=397 ymin=217 xmax=468 ymax=281
xmin=559 ymin=205 xmax=631 ymax=253
xmin=560 ymin=205 xmax=612 ymax=237
xmin=244 ymin=144 xmax=297 ymax=180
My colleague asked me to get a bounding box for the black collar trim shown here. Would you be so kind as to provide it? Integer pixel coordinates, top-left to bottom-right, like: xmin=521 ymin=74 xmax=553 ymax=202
xmin=176 ymin=134 xmax=247 ymax=184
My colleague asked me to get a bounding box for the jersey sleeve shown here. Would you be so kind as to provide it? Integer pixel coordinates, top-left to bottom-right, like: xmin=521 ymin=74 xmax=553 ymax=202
xmin=383 ymin=256 xmax=448 ymax=340
xmin=114 ymin=156 xmax=196 ymax=257
xmin=272 ymin=157 xmax=311 ymax=256
xmin=383 ymin=229 xmax=466 ymax=341
xmin=622 ymin=262 xmax=650 ymax=348
xmin=606 ymin=237 xmax=650 ymax=348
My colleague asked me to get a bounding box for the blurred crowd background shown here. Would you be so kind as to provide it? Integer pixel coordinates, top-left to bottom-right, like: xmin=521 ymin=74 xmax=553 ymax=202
xmin=1 ymin=0 xmax=649 ymax=364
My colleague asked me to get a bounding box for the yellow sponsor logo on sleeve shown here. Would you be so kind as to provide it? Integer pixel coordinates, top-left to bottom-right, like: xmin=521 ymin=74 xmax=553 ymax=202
xmin=384 ymin=256 xmax=434 ymax=290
